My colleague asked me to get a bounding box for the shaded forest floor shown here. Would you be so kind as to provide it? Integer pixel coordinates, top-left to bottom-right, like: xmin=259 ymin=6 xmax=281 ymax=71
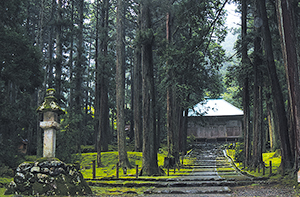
xmin=0 ymin=147 xmax=196 ymax=196
xmin=227 ymin=146 xmax=300 ymax=196
xmin=1 ymin=145 xmax=300 ymax=196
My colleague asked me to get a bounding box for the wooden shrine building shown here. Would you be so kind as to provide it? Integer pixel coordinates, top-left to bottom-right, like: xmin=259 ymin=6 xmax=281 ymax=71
xmin=187 ymin=98 xmax=243 ymax=142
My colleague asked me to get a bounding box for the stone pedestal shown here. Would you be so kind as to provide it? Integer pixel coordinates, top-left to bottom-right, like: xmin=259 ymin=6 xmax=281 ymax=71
xmin=40 ymin=112 xmax=60 ymax=157
xmin=5 ymin=159 xmax=92 ymax=196
xmin=42 ymin=128 xmax=56 ymax=157
xmin=36 ymin=89 xmax=65 ymax=158
xmin=5 ymin=88 xmax=92 ymax=196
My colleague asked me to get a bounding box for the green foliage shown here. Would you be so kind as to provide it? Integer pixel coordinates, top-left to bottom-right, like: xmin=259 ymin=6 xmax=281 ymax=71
xmin=56 ymin=109 xmax=95 ymax=163
xmin=81 ymin=145 xmax=96 ymax=153
xmin=226 ymin=144 xmax=246 ymax=166
xmin=186 ymin=135 xmax=195 ymax=150
xmin=0 ymin=139 xmax=25 ymax=169
xmin=229 ymin=142 xmax=244 ymax=163
xmin=136 ymin=29 xmax=154 ymax=45
xmin=0 ymin=0 xmax=43 ymax=171
xmin=0 ymin=164 xmax=13 ymax=178
xmin=156 ymin=0 xmax=228 ymax=113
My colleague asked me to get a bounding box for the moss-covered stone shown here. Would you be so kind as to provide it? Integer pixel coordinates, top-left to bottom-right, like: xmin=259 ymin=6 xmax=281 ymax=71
xmin=5 ymin=160 xmax=92 ymax=196
xmin=36 ymin=88 xmax=65 ymax=115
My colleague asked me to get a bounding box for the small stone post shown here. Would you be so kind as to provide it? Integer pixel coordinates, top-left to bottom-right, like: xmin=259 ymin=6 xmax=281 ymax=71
xmin=37 ymin=88 xmax=65 ymax=158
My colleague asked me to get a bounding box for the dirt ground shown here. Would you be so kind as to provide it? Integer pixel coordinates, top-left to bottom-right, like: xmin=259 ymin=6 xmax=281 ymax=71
xmin=231 ymin=183 xmax=299 ymax=197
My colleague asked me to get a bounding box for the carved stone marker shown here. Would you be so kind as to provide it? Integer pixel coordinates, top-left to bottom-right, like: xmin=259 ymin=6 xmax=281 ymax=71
xmin=5 ymin=90 xmax=93 ymax=195
xmin=37 ymin=88 xmax=65 ymax=158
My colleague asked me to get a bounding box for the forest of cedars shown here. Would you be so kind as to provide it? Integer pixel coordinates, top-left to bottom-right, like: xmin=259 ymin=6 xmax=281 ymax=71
xmin=1 ymin=0 xmax=300 ymax=176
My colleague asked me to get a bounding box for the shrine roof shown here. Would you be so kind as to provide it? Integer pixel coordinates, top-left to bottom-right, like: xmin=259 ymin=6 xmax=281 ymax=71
xmin=188 ymin=98 xmax=243 ymax=117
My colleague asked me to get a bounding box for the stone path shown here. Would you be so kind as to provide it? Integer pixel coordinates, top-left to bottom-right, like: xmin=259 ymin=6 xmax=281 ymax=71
xmin=145 ymin=142 xmax=254 ymax=196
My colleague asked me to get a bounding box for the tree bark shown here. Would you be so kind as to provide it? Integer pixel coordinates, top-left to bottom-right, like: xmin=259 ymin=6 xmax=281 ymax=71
xmin=55 ymin=0 xmax=62 ymax=101
xmin=241 ymin=0 xmax=251 ymax=168
xmin=99 ymin=0 xmax=110 ymax=152
xmin=141 ymin=0 xmax=159 ymax=176
xmin=252 ymin=3 xmax=263 ymax=167
xmin=75 ymin=0 xmax=84 ymax=111
xmin=116 ymin=0 xmax=130 ymax=169
xmin=46 ymin=0 xmax=56 ymax=88
xmin=275 ymin=0 xmax=300 ymax=169
xmin=172 ymin=86 xmax=180 ymax=164
xmin=95 ymin=0 xmax=102 ymax=166
xmin=166 ymin=3 xmax=174 ymax=160
xmin=37 ymin=89 xmax=43 ymax=157
xmin=258 ymin=0 xmax=293 ymax=171
xmin=133 ymin=7 xmax=143 ymax=152
xmin=75 ymin=0 xmax=84 ymax=152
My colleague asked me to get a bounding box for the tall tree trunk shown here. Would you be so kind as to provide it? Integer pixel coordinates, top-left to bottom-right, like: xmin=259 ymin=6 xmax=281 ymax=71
xmin=95 ymin=0 xmax=102 ymax=166
xmin=133 ymin=6 xmax=142 ymax=152
xmin=252 ymin=4 xmax=263 ymax=167
xmin=276 ymin=0 xmax=300 ymax=169
xmin=69 ymin=0 xmax=74 ymax=109
xmin=47 ymin=0 xmax=56 ymax=88
xmin=258 ymin=0 xmax=293 ymax=171
xmin=266 ymin=91 xmax=276 ymax=151
xmin=36 ymin=0 xmax=45 ymax=157
xmin=172 ymin=87 xmax=180 ymax=164
xmin=116 ymin=0 xmax=130 ymax=168
xmin=55 ymin=0 xmax=62 ymax=101
xmin=75 ymin=0 xmax=84 ymax=110
xmin=166 ymin=3 xmax=173 ymax=159
xmin=74 ymin=0 xmax=84 ymax=153
xmin=99 ymin=0 xmax=110 ymax=152
xmin=141 ymin=0 xmax=159 ymax=175
xmin=36 ymin=89 xmax=43 ymax=157
xmin=242 ymin=0 xmax=251 ymax=168
xmin=181 ymin=93 xmax=190 ymax=155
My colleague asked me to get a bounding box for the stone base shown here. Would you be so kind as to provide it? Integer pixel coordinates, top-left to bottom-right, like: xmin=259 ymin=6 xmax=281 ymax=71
xmin=5 ymin=158 xmax=92 ymax=196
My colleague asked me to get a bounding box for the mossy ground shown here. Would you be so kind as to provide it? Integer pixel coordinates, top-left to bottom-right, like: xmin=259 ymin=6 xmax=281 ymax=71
xmin=91 ymin=185 xmax=152 ymax=196
xmin=226 ymin=149 xmax=281 ymax=178
xmin=79 ymin=149 xmax=194 ymax=180
xmin=0 ymin=149 xmax=195 ymax=196
xmin=225 ymin=148 xmax=300 ymax=195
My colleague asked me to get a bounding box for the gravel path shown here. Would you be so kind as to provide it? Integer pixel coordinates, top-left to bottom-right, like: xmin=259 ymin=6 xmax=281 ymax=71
xmin=231 ymin=183 xmax=298 ymax=197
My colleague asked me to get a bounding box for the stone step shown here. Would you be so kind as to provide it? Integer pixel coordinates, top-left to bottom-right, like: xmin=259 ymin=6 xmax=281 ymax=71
xmin=88 ymin=180 xmax=255 ymax=188
xmin=145 ymin=186 xmax=231 ymax=195
xmin=163 ymin=180 xmax=254 ymax=187
xmin=192 ymin=165 xmax=217 ymax=168
xmin=144 ymin=193 xmax=232 ymax=196
xmin=173 ymin=176 xmax=224 ymax=182
xmin=193 ymin=163 xmax=232 ymax=167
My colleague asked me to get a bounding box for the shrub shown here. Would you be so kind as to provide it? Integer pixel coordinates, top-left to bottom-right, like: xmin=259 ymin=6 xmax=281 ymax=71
xmin=81 ymin=145 xmax=96 ymax=153
xmin=187 ymin=135 xmax=195 ymax=150
xmin=0 ymin=163 xmax=13 ymax=177
xmin=234 ymin=142 xmax=244 ymax=162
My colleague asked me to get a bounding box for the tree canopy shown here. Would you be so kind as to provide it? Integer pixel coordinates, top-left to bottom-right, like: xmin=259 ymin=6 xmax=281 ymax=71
xmin=2 ymin=0 xmax=300 ymax=178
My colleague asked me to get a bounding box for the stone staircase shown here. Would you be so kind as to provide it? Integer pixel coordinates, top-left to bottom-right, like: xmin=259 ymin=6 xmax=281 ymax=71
xmin=87 ymin=142 xmax=258 ymax=196
xmin=144 ymin=142 xmax=254 ymax=196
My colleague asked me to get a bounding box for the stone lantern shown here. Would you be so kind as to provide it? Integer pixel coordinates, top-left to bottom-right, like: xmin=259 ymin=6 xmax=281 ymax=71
xmin=37 ymin=88 xmax=65 ymax=158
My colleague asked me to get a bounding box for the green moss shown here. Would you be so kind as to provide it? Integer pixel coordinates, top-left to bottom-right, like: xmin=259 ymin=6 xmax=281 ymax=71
xmin=1 ymin=149 xmax=195 ymax=196
xmin=225 ymin=149 xmax=282 ymax=178
xmin=78 ymin=151 xmax=194 ymax=179
xmin=32 ymin=182 xmax=47 ymax=194
xmin=1 ymin=187 xmax=15 ymax=196
xmin=0 ymin=177 xmax=13 ymax=187
xmin=36 ymin=88 xmax=65 ymax=115
xmin=91 ymin=186 xmax=151 ymax=196
xmin=36 ymin=157 xmax=60 ymax=162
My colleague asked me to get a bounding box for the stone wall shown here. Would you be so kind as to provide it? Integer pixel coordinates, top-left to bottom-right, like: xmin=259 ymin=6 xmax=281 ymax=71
xmin=5 ymin=159 xmax=92 ymax=196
